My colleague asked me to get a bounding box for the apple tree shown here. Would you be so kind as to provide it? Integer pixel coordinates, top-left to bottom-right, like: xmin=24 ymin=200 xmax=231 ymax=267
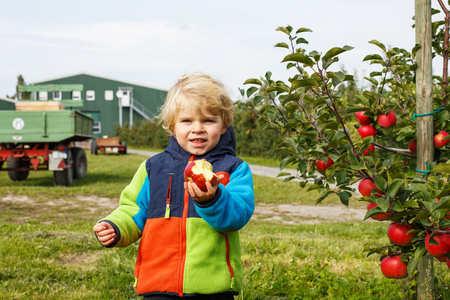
xmin=238 ymin=18 xmax=450 ymax=298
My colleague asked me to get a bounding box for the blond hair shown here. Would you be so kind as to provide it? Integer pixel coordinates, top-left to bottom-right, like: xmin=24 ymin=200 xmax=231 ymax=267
xmin=159 ymin=73 xmax=234 ymax=134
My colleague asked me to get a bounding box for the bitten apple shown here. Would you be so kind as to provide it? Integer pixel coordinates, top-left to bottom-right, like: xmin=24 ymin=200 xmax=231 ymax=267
xmin=377 ymin=111 xmax=397 ymax=128
xmin=387 ymin=222 xmax=416 ymax=246
xmin=380 ymin=255 xmax=408 ymax=279
xmin=316 ymin=157 xmax=334 ymax=173
xmin=434 ymin=130 xmax=450 ymax=148
xmin=184 ymin=159 xmax=218 ymax=191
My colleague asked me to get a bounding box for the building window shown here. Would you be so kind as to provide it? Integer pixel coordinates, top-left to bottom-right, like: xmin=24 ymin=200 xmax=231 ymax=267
xmin=73 ymin=91 xmax=81 ymax=100
xmin=86 ymin=90 xmax=95 ymax=101
xmin=93 ymin=121 xmax=101 ymax=134
xmin=53 ymin=91 xmax=62 ymax=101
xmin=38 ymin=91 xmax=48 ymax=101
xmin=105 ymin=90 xmax=113 ymax=101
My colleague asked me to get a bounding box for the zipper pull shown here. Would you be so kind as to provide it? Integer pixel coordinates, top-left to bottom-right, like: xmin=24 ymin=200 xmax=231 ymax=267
xmin=230 ymin=277 xmax=235 ymax=289
xmin=165 ymin=203 xmax=171 ymax=219
xmin=133 ymin=277 xmax=138 ymax=288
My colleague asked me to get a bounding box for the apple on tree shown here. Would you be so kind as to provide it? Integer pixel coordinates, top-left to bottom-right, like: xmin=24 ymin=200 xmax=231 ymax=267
xmin=408 ymin=138 xmax=417 ymax=153
xmin=362 ymin=143 xmax=375 ymax=156
xmin=367 ymin=202 xmax=393 ymax=221
xmin=424 ymin=229 xmax=450 ymax=258
xmin=184 ymin=159 xmax=218 ymax=192
xmin=357 ymin=125 xmax=377 ymax=138
xmin=377 ymin=110 xmax=397 ymax=128
xmin=358 ymin=178 xmax=382 ymax=197
xmin=387 ymin=222 xmax=416 ymax=246
xmin=434 ymin=130 xmax=450 ymax=148
xmin=355 ymin=110 xmax=373 ymax=125
xmin=316 ymin=157 xmax=334 ymax=173
xmin=380 ymin=255 xmax=409 ymax=279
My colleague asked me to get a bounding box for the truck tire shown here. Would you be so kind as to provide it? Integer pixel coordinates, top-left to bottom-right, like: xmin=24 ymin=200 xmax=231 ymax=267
xmin=53 ymin=150 xmax=73 ymax=186
xmin=90 ymin=140 xmax=98 ymax=155
xmin=71 ymin=147 xmax=87 ymax=179
xmin=119 ymin=141 xmax=127 ymax=154
xmin=7 ymin=157 xmax=29 ymax=181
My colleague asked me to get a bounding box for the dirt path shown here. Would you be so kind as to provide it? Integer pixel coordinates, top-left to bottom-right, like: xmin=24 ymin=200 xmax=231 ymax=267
xmin=1 ymin=194 xmax=368 ymax=225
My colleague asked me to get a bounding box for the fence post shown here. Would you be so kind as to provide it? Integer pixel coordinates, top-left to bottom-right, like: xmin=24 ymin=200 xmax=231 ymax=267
xmin=414 ymin=0 xmax=435 ymax=299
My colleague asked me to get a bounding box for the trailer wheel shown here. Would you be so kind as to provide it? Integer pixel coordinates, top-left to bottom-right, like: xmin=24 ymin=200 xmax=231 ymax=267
xmin=90 ymin=140 xmax=98 ymax=155
xmin=71 ymin=147 xmax=87 ymax=179
xmin=53 ymin=150 xmax=73 ymax=186
xmin=119 ymin=141 xmax=127 ymax=154
xmin=7 ymin=157 xmax=29 ymax=181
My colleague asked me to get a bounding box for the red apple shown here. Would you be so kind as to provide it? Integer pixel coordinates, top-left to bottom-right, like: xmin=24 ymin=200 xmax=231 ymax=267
xmin=184 ymin=159 xmax=217 ymax=191
xmin=377 ymin=110 xmax=397 ymax=128
xmin=316 ymin=157 xmax=334 ymax=173
xmin=425 ymin=229 xmax=450 ymax=258
xmin=380 ymin=255 xmax=408 ymax=279
xmin=358 ymin=178 xmax=382 ymax=197
xmin=408 ymin=139 xmax=417 ymax=153
xmin=437 ymin=256 xmax=447 ymax=262
xmin=362 ymin=143 xmax=375 ymax=156
xmin=358 ymin=125 xmax=377 ymax=138
xmin=355 ymin=110 xmax=373 ymax=125
xmin=387 ymin=222 xmax=416 ymax=246
xmin=367 ymin=202 xmax=393 ymax=221
xmin=434 ymin=130 xmax=450 ymax=148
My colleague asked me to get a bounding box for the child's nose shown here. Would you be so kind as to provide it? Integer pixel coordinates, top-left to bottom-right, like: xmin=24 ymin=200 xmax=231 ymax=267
xmin=191 ymin=122 xmax=204 ymax=132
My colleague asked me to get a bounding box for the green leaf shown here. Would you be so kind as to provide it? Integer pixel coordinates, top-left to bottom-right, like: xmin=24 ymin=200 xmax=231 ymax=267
xmin=296 ymin=27 xmax=313 ymax=34
xmin=346 ymin=122 xmax=362 ymax=146
xmin=316 ymin=190 xmax=332 ymax=204
xmin=282 ymin=53 xmax=315 ymax=67
xmin=296 ymin=37 xmax=309 ymax=44
xmin=276 ymin=26 xmax=291 ymax=35
xmin=373 ymin=173 xmax=387 ymax=191
xmin=322 ymin=46 xmax=354 ymax=64
xmin=246 ymin=86 xmax=259 ymax=98
xmin=387 ymin=179 xmax=404 ymax=199
xmin=290 ymin=78 xmax=319 ymax=90
xmin=368 ymin=40 xmax=386 ymax=52
xmin=243 ymin=78 xmax=263 ymax=86
xmin=363 ymin=54 xmax=383 ymax=61
xmin=274 ymin=42 xmax=289 ymax=49
xmin=337 ymin=191 xmax=351 ymax=206
xmin=431 ymin=161 xmax=450 ymax=174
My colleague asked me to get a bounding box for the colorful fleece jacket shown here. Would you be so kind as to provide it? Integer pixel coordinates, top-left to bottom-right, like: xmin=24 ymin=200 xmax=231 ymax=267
xmin=99 ymin=127 xmax=255 ymax=297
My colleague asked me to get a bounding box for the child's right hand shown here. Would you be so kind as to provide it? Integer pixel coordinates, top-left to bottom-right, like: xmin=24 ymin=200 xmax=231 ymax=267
xmin=93 ymin=222 xmax=116 ymax=246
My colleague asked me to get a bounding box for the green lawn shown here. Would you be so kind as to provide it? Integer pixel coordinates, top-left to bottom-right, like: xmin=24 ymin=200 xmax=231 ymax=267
xmin=1 ymin=151 xmax=449 ymax=299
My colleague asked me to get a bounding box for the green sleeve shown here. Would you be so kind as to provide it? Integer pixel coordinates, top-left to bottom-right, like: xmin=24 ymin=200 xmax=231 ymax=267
xmin=99 ymin=160 xmax=148 ymax=247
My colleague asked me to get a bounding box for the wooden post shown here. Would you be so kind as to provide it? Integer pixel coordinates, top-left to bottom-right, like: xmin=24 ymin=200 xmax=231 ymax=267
xmin=414 ymin=0 xmax=435 ymax=299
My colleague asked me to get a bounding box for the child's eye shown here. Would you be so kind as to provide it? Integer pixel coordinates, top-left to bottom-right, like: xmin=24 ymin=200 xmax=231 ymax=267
xmin=181 ymin=119 xmax=191 ymax=123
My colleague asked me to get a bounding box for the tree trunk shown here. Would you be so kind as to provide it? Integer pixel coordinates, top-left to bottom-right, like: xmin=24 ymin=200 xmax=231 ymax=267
xmin=414 ymin=0 xmax=435 ymax=299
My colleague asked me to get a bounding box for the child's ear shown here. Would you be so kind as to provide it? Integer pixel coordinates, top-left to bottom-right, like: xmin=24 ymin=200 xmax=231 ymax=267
xmin=221 ymin=126 xmax=228 ymax=134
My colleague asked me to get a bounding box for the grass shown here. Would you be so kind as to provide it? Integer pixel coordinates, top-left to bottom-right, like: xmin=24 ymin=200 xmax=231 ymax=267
xmin=1 ymin=151 xmax=449 ymax=299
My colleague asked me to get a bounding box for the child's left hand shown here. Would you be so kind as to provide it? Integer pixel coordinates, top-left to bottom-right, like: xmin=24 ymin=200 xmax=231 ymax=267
xmin=184 ymin=174 xmax=225 ymax=203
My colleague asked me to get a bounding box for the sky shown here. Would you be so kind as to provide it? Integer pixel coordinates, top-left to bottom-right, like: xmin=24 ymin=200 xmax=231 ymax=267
xmin=0 ymin=1 xmax=444 ymax=100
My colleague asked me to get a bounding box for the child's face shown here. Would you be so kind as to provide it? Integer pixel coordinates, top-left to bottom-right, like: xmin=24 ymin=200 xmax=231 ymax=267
xmin=173 ymin=101 xmax=227 ymax=156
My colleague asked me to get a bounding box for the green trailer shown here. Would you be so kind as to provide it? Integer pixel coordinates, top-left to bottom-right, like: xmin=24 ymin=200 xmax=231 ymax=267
xmin=0 ymin=84 xmax=94 ymax=186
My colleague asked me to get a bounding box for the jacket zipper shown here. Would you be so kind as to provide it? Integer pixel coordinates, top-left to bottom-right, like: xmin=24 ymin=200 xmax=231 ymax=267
xmin=225 ymin=233 xmax=235 ymax=289
xmin=178 ymin=155 xmax=195 ymax=296
xmin=165 ymin=173 xmax=174 ymax=219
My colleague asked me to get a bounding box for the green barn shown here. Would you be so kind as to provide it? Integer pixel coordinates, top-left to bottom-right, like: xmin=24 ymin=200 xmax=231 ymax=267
xmin=22 ymin=73 xmax=167 ymax=138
